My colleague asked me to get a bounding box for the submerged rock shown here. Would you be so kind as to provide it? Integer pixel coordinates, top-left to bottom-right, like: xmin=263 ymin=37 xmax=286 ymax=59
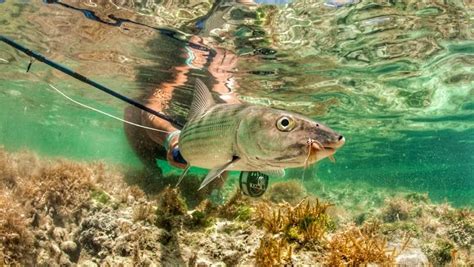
xmin=395 ymin=247 xmax=429 ymax=267
xmin=78 ymin=213 xmax=119 ymax=258
xmin=60 ymin=240 xmax=79 ymax=258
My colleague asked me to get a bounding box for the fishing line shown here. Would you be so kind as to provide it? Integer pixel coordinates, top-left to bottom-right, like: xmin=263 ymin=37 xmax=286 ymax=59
xmin=6 ymin=54 xmax=171 ymax=134
xmin=0 ymin=35 xmax=184 ymax=128
xmin=47 ymin=84 xmax=172 ymax=134
xmin=0 ymin=50 xmax=168 ymax=133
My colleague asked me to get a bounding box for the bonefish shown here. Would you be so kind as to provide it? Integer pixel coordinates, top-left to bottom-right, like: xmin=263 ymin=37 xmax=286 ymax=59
xmin=178 ymin=79 xmax=345 ymax=190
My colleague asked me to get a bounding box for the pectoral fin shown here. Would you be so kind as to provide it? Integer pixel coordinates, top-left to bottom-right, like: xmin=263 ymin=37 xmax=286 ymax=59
xmin=262 ymin=169 xmax=285 ymax=178
xmin=198 ymin=157 xmax=240 ymax=191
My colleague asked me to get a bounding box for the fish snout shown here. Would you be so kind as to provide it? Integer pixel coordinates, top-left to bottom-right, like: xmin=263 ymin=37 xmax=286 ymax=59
xmin=320 ymin=134 xmax=345 ymax=150
xmin=334 ymin=135 xmax=345 ymax=149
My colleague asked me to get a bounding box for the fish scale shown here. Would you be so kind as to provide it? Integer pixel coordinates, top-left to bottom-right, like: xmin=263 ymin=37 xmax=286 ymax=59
xmin=180 ymin=106 xmax=240 ymax=139
xmin=179 ymin=104 xmax=247 ymax=169
xmin=181 ymin=110 xmax=240 ymax=142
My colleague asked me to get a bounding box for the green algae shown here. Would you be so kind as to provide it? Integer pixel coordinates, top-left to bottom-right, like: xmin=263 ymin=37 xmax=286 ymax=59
xmin=90 ymin=188 xmax=110 ymax=204
xmin=423 ymin=239 xmax=456 ymax=265
xmin=257 ymin=199 xmax=333 ymax=245
xmin=381 ymin=221 xmax=422 ymax=238
xmin=235 ymin=206 xmax=253 ymax=222
xmin=188 ymin=199 xmax=216 ymax=229
xmin=155 ymin=187 xmax=188 ymax=231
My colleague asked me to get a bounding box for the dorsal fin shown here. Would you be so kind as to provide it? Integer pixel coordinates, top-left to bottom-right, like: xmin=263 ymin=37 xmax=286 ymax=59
xmin=188 ymin=78 xmax=216 ymax=120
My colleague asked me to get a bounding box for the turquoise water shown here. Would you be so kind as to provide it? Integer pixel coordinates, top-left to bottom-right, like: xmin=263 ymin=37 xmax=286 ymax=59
xmin=0 ymin=1 xmax=472 ymax=206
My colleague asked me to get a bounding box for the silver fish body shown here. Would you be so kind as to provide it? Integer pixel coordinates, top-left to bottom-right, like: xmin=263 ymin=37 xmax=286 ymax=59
xmin=178 ymin=79 xmax=345 ymax=190
xmin=179 ymin=103 xmax=250 ymax=170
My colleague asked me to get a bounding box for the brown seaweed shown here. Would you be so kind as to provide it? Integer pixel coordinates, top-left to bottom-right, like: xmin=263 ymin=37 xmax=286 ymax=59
xmin=256 ymin=198 xmax=333 ymax=244
xmin=254 ymin=235 xmax=292 ymax=267
xmin=326 ymin=221 xmax=395 ymax=266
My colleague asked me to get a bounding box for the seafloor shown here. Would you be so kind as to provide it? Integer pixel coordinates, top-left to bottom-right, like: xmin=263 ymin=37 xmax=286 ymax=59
xmin=0 ymin=148 xmax=472 ymax=266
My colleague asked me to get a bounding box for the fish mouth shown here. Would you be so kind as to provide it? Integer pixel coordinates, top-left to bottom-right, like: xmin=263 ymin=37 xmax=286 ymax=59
xmin=309 ymin=138 xmax=345 ymax=153
xmin=320 ymin=146 xmax=335 ymax=152
xmin=312 ymin=144 xmax=336 ymax=156
xmin=304 ymin=137 xmax=345 ymax=165
xmin=309 ymin=144 xmax=336 ymax=164
xmin=323 ymin=136 xmax=345 ymax=150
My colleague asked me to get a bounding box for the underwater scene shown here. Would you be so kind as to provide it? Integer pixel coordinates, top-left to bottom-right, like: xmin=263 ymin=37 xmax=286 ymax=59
xmin=0 ymin=0 xmax=473 ymax=265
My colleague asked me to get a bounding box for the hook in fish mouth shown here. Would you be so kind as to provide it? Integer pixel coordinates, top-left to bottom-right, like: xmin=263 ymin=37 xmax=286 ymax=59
xmin=307 ymin=139 xmax=336 ymax=152
xmin=304 ymin=137 xmax=344 ymax=167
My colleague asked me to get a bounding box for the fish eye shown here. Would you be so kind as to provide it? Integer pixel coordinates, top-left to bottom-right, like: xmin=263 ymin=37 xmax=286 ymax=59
xmin=276 ymin=116 xmax=295 ymax=132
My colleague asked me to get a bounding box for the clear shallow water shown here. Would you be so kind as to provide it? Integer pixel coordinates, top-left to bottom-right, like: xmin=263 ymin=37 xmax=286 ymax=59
xmin=0 ymin=0 xmax=472 ymax=206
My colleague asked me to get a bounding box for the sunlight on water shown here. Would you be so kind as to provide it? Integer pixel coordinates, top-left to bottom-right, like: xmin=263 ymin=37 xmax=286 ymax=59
xmin=0 ymin=0 xmax=472 ymax=206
